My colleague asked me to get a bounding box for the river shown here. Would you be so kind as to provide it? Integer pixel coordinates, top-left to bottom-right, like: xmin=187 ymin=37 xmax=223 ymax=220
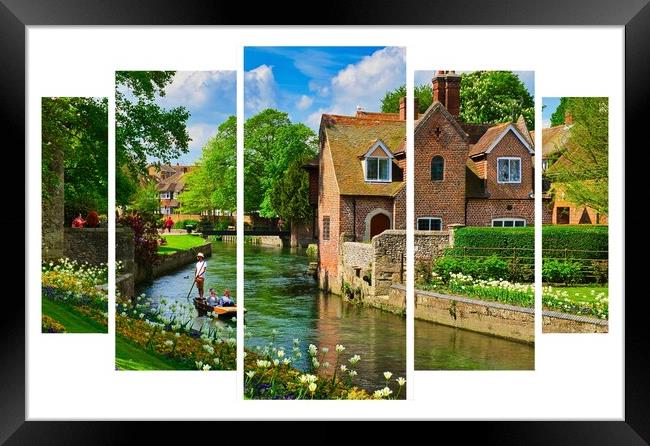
xmin=136 ymin=240 xmax=237 ymax=332
xmin=415 ymin=319 xmax=534 ymax=370
xmin=244 ymin=243 xmax=406 ymax=394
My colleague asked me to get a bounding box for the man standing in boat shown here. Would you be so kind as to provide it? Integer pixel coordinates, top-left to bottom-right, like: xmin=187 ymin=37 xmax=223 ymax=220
xmin=195 ymin=252 xmax=207 ymax=299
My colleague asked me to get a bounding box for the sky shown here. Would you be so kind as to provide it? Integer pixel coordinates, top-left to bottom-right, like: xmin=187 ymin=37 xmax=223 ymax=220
xmin=153 ymin=71 xmax=236 ymax=165
xmin=542 ymin=97 xmax=561 ymax=128
xmin=244 ymin=47 xmax=406 ymax=130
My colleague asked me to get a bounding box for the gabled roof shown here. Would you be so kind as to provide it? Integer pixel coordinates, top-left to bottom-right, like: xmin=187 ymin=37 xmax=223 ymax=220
xmin=359 ymin=139 xmax=394 ymax=159
xmin=415 ymin=101 xmax=468 ymax=142
xmin=156 ymin=171 xmax=187 ymax=192
xmin=320 ymin=113 xmax=405 ymax=197
xmin=469 ymin=122 xmax=534 ymax=157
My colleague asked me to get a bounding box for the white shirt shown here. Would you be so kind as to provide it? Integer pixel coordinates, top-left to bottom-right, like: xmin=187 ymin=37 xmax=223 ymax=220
xmin=195 ymin=260 xmax=206 ymax=278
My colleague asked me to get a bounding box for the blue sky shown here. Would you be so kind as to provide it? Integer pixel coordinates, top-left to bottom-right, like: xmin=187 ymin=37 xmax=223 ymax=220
xmin=542 ymin=97 xmax=561 ymax=128
xmin=153 ymin=71 xmax=236 ymax=164
xmin=245 ymin=47 xmax=406 ymax=129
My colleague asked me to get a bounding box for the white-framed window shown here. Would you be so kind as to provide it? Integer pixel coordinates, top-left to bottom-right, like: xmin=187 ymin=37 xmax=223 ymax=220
xmin=365 ymin=156 xmax=391 ymax=182
xmin=497 ymin=157 xmax=522 ymax=183
xmin=417 ymin=217 xmax=442 ymax=231
xmin=492 ymin=218 xmax=526 ymax=227
xmin=160 ymin=192 xmax=170 ymax=199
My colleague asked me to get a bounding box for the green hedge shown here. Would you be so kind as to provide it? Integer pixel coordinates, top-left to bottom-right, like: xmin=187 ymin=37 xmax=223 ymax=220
xmin=542 ymin=225 xmax=608 ymax=260
xmin=449 ymin=227 xmax=533 ymax=261
xmin=172 ymin=219 xmax=200 ymax=229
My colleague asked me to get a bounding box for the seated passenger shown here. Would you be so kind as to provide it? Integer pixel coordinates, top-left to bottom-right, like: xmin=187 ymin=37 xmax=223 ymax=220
xmin=207 ymin=288 xmax=219 ymax=305
xmin=218 ymin=289 xmax=234 ymax=307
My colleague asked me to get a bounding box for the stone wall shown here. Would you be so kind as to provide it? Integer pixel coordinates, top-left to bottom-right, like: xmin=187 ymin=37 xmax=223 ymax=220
xmin=542 ymin=310 xmax=608 ymax=333
xmin=136 ymin=242 xmax=212 ymax=284
xmin=116 ymin=226 xmax=135 ymax=273
xmin=372 ymin=230 xmax=406 ymax=296
xmin=64 ymin=227 xmax=108 ymax=265
xmin=414 ymin=230 xmax=451 ymax=263
xmin=410 ymin=287 xmax=534 ymax=343
xmin=42 ymin=144 xmax=64 ymax=262
xmin=247 ymin=236 xmax=284 ymax=247
xmin=116 ymin=273 xmax=134 ymax=301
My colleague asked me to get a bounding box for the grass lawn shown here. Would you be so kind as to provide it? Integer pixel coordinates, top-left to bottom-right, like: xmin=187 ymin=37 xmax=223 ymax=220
xmin=158 ymin=234 xmax=207 ymax=255
xmin=545 ymin=285 xmax=608 ymax=303
xmin=115 ymin=335 xmax=187 ymax=370
xmin=42 ymin=298 xmax=107 ymax=333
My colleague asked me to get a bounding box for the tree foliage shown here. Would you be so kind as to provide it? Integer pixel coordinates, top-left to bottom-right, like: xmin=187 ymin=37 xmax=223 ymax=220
xmin=42 ymin=97 xmax=108 ymax=223
xmin=545 ymin=97 xmax=609 ymax=215
xmin=380 ymin=84 xmax=433 ymax=114
xmin=129 ymin=181 xmax=160 ymax=214
xmin=270 ymin=156 xmax=313 ymax=223
xmin=177 ymin=116 xmax=237 ymax=214
xmin=550 ymin=97 xmax=570 ymax=127
xmin=244 ymin=109 xmax=318 ymax=218
xmin=115 ymin=71 xmax=190 ymax=206
xmin=459 ymin=71 xmax=534 ymax=129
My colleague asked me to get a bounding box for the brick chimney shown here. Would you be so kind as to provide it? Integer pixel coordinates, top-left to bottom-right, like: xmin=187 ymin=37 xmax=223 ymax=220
xmin=564 ymin=111 xmax=573 ymax=125
xmin=399 ymin=96 xmax=406 ymax=120
xmin=432 ymin=70 xmax=461 ymax=117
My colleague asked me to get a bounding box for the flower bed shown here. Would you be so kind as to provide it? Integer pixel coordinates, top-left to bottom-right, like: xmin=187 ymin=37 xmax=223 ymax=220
xmin=244 ymin=334 xmax=405 ymax=400
xmin=115 ymin=294 xmax=236 ymax=370
xmin=42 ymin=258 xmax=108 ymax=330
xmin=42 ymin=315 xmax=66 ymax=333
xmin=542 ymin=286 xmax=608 ymax=319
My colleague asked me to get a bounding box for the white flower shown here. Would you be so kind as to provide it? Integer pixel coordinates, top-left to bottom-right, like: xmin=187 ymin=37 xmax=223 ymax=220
xmin=277 ymin=350 xmax=285 ymax=358
xmin=256 ymin=360 xmax=271 ymax=368
xmin=293 ymin=338 xmax=300 ymax=345
xmin=308 ymin=344 xmax=318 ymax=356
xmin=335 ymin=344 xmax=345 ymax=353
xmin=322 ymin=361 xmax=330 ymax=368
xmin=373 ymin=390 xmax=384 ymax=399
xmin=308 ymin=383 xmax=317 ymax=393
xmin=396 ymin=377 xmax=406 ymax=386
xmin=273 ymin=359 xmax=280 ymax=366
xmin=282 ymin=358 xmax=291 ymax=365
xmin=349 ymin=355 xmax=361 ymax=365
xmin=175 ymin=332 xmax=180 ymax=338
xmin=312 ymin=358 xmax=320 ymax=368
xmin=348 ymin=370 xmax=357 ymax=377
xmin=195 ymin=361 xmax=203 ymax=369
xmin=202 ymin=364 xmax=211 ymax=371
xmin=164 ymin=340 xmax=174 ymax=346
xmin=246 ymin=370 xmax=256 ymax=378
xmin=382 ymin=387 xmax=393 ymax=397
xmin=340 ymin=365 xmax=347 ymax=372
xmin=383 ymin=371 xmax=393 ymax=380
xmin=213 ymin=358 xmax=220 ymax=365
xmin=321 ymin=347 xmax=329 ymax=353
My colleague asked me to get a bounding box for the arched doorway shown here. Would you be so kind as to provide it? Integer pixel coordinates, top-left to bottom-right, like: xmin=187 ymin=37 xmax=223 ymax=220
xmin=369 ymin=213 xmax=390 ymax=239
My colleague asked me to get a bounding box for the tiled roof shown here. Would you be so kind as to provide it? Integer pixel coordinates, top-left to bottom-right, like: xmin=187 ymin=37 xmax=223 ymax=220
xmin=321 ymin=113 xmax=405 ymax=197
xmin=156 ymin=171 xmax=187 ymax=193
xmin=531 ymin=124 xmax=571 ymax=158
xmin=468 ymin=122 xmax=511 ymax=157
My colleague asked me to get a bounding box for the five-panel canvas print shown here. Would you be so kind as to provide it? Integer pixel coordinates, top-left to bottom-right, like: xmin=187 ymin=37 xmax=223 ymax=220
xmin=40 ymin=48 xmax=610 ymax=399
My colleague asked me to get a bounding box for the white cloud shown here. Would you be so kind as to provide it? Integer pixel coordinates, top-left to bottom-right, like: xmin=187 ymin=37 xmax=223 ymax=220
xmin=187 ymin=122 xmax=216 ymax=152
xmin=309 ymin=80 xmax=330 ymax=97
xmin=160 ymin=71 xmax=235 ymax=107
xmin=296 ymin=95 xmax=314 ymax=110
xmin=244 ymin=65 xmax=278 ymax=115
xmin=542 ymin=118 xmax=551 ymax=128
xmin=327 ymin=47 xmax=405 ymax=118
xmin=306 ymin=108 xmax=327 ymax=129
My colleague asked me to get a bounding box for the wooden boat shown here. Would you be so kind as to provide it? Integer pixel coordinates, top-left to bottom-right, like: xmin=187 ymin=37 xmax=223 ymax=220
xmin=193 ymin=297 xmax=242 ymax=319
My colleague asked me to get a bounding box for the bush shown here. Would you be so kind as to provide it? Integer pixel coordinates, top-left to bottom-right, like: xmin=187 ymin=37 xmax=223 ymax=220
xmin=542 ymin=225 xmax=608 ymax=260
xmin=173 ymin=219 xmax=200 ymax=229
xmin=542 ymin=259 xmax=584 ymax=285
xmin=452 ymin=227 xmax=534 ymax=253
xmin=433 ymin=255 xmax=509 ymax=283
xmin=415 ymin=259 xmax=434 ymax=286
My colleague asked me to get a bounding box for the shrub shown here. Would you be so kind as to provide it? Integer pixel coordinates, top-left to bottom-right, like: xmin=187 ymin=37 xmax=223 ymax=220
xmin=452 ymin=227 xmax=534 ymax=254
xmin=542 ymin=259 xmax=584 ymax=285
xmin=591 ymin=260 xmax=609 ymax=284
xmin=173 ymin=219 xmax=200 ymax=229
xmin=433 ymin=255 xmax=509 ymax=283
xmin=414 ymin=259 xmax=434 ymax=286
xmin=118 ymin=213 xmax=160 ymax=271
xmin=542 ymin=225 xmax=608 ymax=260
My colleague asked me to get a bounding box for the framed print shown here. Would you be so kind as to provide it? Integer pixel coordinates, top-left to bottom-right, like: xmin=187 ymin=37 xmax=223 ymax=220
xmin=4 ymin=0 xmax=648 ymax=441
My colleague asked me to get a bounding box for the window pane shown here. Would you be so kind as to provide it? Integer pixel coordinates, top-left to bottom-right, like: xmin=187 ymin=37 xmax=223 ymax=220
xmin=504 ymin=220 xmax=514 ymax=227
xmin=498 ymin=159 xmax=509 ymax=181
xmin=432 ymin=219 xmax=442 ymax=230
xmin=493 ymin=220 xmax=503 ymax=227
xmin=367 ymin=158 xmax=378 ymax=180
xmin=515 ymin=220 xmax=525 ymax=227
xmin=510 ymin=159 xmax=521 ymax=182
xmin=378 ymin=158 xmax=389 ymax=180
xmin=417 ymin=219 xmax=430 ymax=230
xmin=431 ymin=156 xmax=444 ymax=181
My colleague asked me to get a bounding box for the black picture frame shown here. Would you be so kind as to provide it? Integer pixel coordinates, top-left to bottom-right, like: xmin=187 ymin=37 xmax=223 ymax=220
xmin=4 ymin=0 xmax=646 ymax=442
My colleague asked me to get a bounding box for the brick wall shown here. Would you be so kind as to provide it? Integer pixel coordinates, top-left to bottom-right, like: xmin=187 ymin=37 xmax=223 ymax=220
xmin=484 ymin=131 xmax=534 ymax=199
xmin=340 ymin=195 xmax=395 ymax=242
xmin=414 ymin=110 xmax=467 ymax=229
xmin=318 ymin=140 xmax=342 ymax=290
xmin=392 ymin=186 xmax=406 ymax=230
xmin=466 ymin=198 xmax=535 ymax=226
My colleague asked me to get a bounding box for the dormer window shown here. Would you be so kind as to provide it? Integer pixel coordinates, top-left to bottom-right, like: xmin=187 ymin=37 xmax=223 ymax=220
xmin=363 ymin=140 xmax=393 ymax=183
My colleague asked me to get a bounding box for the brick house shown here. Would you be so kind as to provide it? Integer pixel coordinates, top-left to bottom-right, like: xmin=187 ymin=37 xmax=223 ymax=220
xmin=415 ymin=71 xmax=537 ymax=229
xmin=536 ymin=114 xmax=608 ymax=225
xmin=147 ymin=163 xmax=194 ymax=215
xmin=311 ymin=102 xmax=408 ymax=291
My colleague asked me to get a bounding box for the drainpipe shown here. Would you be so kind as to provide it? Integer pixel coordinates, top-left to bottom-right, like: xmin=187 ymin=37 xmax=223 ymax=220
xmin=352 ymin=199 xmax=357 ymax=241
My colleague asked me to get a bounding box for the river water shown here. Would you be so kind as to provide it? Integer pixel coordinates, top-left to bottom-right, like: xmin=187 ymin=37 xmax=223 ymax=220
xmin=244 ymin=243 xmax=406 ymax=394
xmin=137 ymin=241 xmax=237 ymax=331
xmin=415 ymin=319 xmax=534 ymax=370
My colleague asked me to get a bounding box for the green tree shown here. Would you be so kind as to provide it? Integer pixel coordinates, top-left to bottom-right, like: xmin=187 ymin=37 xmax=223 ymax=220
xmin=459 ymin=71 xmax=534 ymax=129
xmin=42 ymin=97 xmax=108 ymax=222
xmin=270 ymin=156 xmax=313 ymax=223
xmin=129 ymin=181 xmax=160 ymax=213
xmin=244 ymin=109 xmax=317 ymax=217
xmin=545 ymin=97 xmax=609 ymax=214
xmin=178 ymin=116 xmax=237 ymax=213
xmin=380 ymin=84 xmax=432 ymax=114
xmin=115 ymin=71 xmax=191 ymax=206
xmin=550 ymin=97 xmax=570 ymax=127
